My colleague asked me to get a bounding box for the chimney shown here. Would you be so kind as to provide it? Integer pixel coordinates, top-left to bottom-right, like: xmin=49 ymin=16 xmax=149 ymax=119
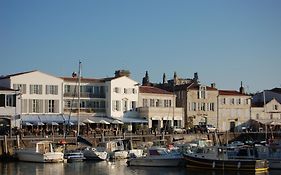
xmin=114 ymin=70 xmax=131 ymax=78
xmin=211 ymin=83 xmax=216 ymax=88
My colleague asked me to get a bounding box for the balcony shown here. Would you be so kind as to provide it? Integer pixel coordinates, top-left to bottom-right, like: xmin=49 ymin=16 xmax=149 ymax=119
xmin=64 ymin=92 xmax=105 ymax=98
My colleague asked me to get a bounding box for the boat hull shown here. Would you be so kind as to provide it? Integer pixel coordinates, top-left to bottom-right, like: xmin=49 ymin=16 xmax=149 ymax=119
xmin=82 ymin=149 xmax=108 ymax=161
xmin=183 ymin=154 xmax=268 ymax=172
xmin=127 ymin=157 xmax=185 ymax=167
xmin=16 ymin=151 xmax=64 ymax=163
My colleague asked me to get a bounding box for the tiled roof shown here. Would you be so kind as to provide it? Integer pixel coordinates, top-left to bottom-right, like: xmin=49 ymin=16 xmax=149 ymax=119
xmin=140 ymin=86 xmax=173 ymax=95
xmin=219 ymin=90 xmax=249 ymax=96
xmin=0 ymin=70 xmax=37 ymax=79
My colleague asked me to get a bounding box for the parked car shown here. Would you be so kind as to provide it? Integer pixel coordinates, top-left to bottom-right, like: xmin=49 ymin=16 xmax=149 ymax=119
xmin=206 ymin=124 xmax=217 ymax=133
xmin=172 ymin=127 xmax=186 ymax=134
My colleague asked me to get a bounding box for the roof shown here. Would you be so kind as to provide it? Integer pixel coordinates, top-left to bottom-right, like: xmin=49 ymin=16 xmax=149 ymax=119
xmin=0 ymin=70 xmax=36 ymax=79
xmin=0 ymin=86 xmax=15 ymax=91
xmin=270 ymin=88 xmax=281 ymax=94
xmin=139 ymin=86 xmax=173 ymax=95
xmin=175 ymin=83 xmax=217 ymax=91
xmin=61 ymin=76 xmax=120 ymax=83
xmin=219 ymin=90 xmax=249 ymax=96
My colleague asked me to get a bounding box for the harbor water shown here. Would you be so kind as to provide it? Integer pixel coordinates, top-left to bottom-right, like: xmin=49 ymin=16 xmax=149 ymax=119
xmin=0 ymin=160 xmax=281 ymax=175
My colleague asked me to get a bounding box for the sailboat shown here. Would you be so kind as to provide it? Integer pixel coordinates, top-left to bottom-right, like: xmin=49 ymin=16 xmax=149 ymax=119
xmin=63 ymin=61 xmax=86 ymax=163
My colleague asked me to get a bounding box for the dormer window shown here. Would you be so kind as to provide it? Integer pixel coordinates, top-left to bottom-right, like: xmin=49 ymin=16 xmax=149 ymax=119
xmin=198 ymin=86 xmax=207 ymax=99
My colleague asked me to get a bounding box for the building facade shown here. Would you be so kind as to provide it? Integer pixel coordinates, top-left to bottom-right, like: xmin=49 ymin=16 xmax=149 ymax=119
xmin=218 ymin=90 xmax=251 ymax=132
xmin=0 ymin=71 xmax=64 ymax=115
xmin=175 ymin=83 xmax=218 ymax=129
xmin=138 ymin=86 xmax=184 ymax=129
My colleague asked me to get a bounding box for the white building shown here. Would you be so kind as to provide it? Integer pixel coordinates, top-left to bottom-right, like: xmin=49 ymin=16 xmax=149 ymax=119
xmin=0 ymin=70 xmax=64 ymax=124
xmin=0 ymin=87 xmax=21 ymax=133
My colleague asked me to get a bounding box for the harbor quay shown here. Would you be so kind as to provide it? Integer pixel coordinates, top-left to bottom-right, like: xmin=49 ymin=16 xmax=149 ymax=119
xmin=1 ymin=131 xmax=281 ymax=161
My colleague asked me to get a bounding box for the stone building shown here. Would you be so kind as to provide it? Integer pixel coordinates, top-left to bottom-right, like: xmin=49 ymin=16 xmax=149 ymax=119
xmin=138 ymin=85 xmax=184 ymax=130
xmin=218 ymin=87 xmax=251 ymax=132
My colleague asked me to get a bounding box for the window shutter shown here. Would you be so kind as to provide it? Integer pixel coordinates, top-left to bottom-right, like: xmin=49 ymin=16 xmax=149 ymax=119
xmin=39 ymin=85 xmax=43 ymax=94
xmin=30 ymin=85 xmax=34 ymax=94
xmin=54 ymin=100 xmax=59 ymax=113
xmin=46 ymin=85 xmax=49 ymax=95
xmin=22 ymin=99 xmax=27 ymax=113
xmin=29 ymin=99 xmax=33 ymax=113
xmin=45 ymin=100 xmax=48 ymax=113
xmin=39 ymin=100 xmax=43 ymax=113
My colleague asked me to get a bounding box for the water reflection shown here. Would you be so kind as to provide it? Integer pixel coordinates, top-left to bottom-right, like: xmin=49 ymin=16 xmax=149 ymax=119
xmin=0 ymin=161 xmax=280 ymax=175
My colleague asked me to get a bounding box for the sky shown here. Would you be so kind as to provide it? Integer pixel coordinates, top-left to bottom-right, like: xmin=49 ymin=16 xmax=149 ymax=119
xmin=1 ymin=0 xmax=281 ymax=93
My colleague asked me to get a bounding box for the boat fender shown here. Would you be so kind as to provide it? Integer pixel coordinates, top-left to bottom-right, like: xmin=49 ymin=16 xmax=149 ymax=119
xmin=212 ymin=161 xmax=215 ymax=168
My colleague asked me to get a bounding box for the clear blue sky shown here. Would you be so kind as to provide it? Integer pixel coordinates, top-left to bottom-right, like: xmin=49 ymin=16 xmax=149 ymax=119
xmin=1 ymin=0 xmax=281 ymax=93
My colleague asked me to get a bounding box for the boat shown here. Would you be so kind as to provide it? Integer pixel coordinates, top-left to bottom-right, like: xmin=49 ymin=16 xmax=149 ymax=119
xmin=228 ymin=142 xmax=281 ymax=169
xmin=183 ymin=145 xmax=269 ymax=172
xmin=64 ymin=151 xmax=85 ymax=163
xmin=127 ymin=146 xmax=184 ymax=167
xmin=80 ymin=146 xmax=108 ymax=161
xmin=15 ymin=140 xmax=64 ymax=163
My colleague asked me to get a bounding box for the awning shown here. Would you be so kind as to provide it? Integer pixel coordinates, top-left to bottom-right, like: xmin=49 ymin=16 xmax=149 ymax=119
xmin=39 ymin=115 xmax=65 ymax=124
xmin=21 ymin=115 xmax=40 ymax=123
xmin=121 ymin=117 xmax=148 ymax=124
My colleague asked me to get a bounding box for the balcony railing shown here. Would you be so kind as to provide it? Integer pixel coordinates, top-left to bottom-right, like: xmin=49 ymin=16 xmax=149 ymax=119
xmin=64 ymin=92 xmax=105 ymax=98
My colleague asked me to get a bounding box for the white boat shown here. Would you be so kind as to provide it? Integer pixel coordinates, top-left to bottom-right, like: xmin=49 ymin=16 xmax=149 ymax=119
xmin=15 ymin=140 xmax=64 ymax=163
xmin=64 ymin=150 xmax=85 ymax=163
xmin=80 ymin=147 xmax=108 ymax=161
xmin=127 ymin=146 xmax=184 ymax=167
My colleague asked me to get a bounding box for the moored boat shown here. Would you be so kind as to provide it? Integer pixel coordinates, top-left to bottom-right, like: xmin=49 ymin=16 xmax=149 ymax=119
xmin=127 ymin=146 xmax=184 ymax=167
xmin=183 ymin=146 xmax=268 ymax=172
xmin=15 ymin=140 xmax=64 ymax=163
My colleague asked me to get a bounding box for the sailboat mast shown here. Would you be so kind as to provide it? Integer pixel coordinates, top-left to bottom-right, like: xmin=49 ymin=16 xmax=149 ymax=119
xmin=77 ymin=61 xmax=82 ymax=137
xmin=263 ymin=90 xmax=267 ymax=141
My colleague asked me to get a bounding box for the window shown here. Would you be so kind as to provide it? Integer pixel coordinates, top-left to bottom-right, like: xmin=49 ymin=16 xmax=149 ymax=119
xmin=0 ymin=94 xmax=5 ymax=107
xmin=13 ymin=84 xmax=26 ymax=94
xmin=238 ymin=98 xmax=241 ymax=105
xmin=143 ymin=99 xmax=148 ymax=107
xmin=274 ymin=105 xmax=278 ymax=110
xmin=32 ymin=99 xmax=40 ymax=113
xmin=113 ymin=100 xmax=121 ymax=111
xmin=210 ymin=103 xmax=215 ymax=111
xmin=114 ymin=87 xmax=120 ymax=93
xmin=132 ymin=88 xmax=137 ymax=94
xmin=270 ymin=114 xmax=273 ymax=120
xmin=122 ymin=100 xmax=128 ymax=111
xmin=192 ymin=102 xmax=196 ymax=111
xmin=124 ymin=88 xmax=128 ymax=94
xmin=30 ymin=85 xmax=42 ymax=94
xmin=198 ymin=86 xmax=207 ymax=99
xmin=223 ymin=98 xmax=226 ymax=104
xmin=155 ymin=99 xmax=160 ymax=107
xmin=64 ymin=85 xmax=71 ymax=93
xmin=6 ymin=94 xmax=16 ymax=107
xmin=256 ymin=114 xmax=259 ymax=119
xmin=46 ymin=85 xmax=58 ymax=95
xmin=131 ymin=101 xmax=136 ymax=109
xmin=231 ymin=98 xmax=235 ymax=105
xmin=164 ymin=100 xmax=170 ymax=107
xmin=150 ymin=99 xmax=155 ymax=107
xmin=48 ymin=100 xmax=55 ymax=113
xmin=201 ymin=103 xmax=206 ymax=111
